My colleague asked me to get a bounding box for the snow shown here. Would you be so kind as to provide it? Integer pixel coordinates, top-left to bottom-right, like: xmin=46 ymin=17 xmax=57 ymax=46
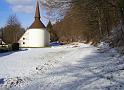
xmin=0 ymin=42 xmax=124 ymax=90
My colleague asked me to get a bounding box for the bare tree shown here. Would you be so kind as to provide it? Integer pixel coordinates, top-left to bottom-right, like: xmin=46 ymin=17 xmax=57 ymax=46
xmin=3 ymin=15 xmax=25 ymax=44
xmin=39 ymin=0 xmax=73 ymax=21
xmin=40 ymin=0 xmax=123 ymax=45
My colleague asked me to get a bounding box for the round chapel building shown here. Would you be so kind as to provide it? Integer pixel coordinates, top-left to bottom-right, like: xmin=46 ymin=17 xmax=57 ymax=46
xmin=18 ymin=1 xmax=50 ymax=47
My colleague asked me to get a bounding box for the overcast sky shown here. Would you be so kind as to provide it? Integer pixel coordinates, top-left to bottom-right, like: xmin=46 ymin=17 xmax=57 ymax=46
xmin=0 ymin=0 xmax=48 ymax=28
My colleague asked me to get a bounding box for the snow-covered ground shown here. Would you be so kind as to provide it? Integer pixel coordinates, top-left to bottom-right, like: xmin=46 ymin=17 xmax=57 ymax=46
xmin=0 ymin=43 xmax=124 ymax=90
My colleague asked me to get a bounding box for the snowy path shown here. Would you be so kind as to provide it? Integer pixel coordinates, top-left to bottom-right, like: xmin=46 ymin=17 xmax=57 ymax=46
xmin=0 ymin=43 xmax=124 ymax=90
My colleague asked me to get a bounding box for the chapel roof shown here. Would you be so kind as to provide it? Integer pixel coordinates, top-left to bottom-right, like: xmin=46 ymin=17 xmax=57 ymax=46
xmin=29 ymin=1 xmax=46 ymax=29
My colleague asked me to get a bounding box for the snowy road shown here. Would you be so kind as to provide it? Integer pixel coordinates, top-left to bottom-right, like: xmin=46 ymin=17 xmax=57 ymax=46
xmin=0 ymin=43 xmax=124 ymax=90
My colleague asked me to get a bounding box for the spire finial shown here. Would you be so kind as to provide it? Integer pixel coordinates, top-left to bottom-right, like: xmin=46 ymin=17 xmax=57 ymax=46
xmin=35 ymin=0 xmax=40 ymax=19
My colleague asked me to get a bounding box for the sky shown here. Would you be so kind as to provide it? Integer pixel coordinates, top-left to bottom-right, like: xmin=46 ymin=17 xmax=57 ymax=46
xmin=0 ymin=0 xmax=48 ymax=28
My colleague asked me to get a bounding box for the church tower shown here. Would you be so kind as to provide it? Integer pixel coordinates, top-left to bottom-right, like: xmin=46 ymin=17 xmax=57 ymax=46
xmin=18 ymin=1 xmax=50 ymax=47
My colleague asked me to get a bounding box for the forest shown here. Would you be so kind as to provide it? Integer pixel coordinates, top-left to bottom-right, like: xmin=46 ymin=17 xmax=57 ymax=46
xmin=41 ymin=0 xmax=124 ymax=53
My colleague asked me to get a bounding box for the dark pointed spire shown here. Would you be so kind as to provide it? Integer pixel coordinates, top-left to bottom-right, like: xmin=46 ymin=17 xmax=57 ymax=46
xmin=29 ymin=1 xmax=45 ymax=29
xmin=35 ymin=1 xmax=40 ymax=19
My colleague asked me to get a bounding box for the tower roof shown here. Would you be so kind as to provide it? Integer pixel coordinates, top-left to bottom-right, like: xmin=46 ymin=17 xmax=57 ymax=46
xmin=29 ymin=1 xmax=45 ymax=29
xmin=35 ymin=1 xmax=40 ymax=19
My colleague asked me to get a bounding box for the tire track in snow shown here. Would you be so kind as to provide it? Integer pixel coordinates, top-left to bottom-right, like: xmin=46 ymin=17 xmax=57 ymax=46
xmin=21 ymin=48 xmax=82 ymax=90
xmin=17 ymin=48 xmax=77 ymax=90
xmin=0 ymin=48 xmax=74 ymax=89
xmin=35 ymin=47 xmax=90 ymax=90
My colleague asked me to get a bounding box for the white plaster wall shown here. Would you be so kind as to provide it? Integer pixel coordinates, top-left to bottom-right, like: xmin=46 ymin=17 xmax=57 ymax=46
xmin=18 ymin=28 xmax=50 ymax=47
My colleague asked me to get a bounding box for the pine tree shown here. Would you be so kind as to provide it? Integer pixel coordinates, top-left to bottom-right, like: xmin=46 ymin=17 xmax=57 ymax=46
xmin=47 ymin=20 xmax=58 ymax=42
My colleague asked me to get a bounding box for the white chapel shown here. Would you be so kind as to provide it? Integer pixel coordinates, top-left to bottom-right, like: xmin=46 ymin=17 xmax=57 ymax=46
xmin=18 ymin=1 xmax=50 ymax=48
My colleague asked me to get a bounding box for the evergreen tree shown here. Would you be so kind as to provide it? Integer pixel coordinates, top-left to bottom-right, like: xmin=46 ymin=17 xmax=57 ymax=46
xmin=47 ymin=20 xmax=58 ymax=42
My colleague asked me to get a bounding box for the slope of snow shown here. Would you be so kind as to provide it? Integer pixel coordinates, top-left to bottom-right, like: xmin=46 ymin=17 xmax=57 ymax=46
xmin=0 ymin=43 xmax=124 ymax=90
